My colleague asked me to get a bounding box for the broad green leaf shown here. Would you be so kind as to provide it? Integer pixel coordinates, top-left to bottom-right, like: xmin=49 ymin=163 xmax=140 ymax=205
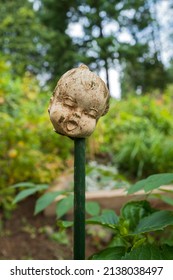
xmin=35 ymin=184 xmax=49 ymax=191
xmin=11 ymin=182 xmax=36 ymax=188
xmin=128 ymin=173 xmax=173 ymax=194
xmin=122 ymin=244 xmax=173 ymax=260
xmin=87 ymin=210 xmax=119 ymax=228
xmin=12 ymin=184 xmax=48 ymax=204
xmin=56 ymin=194 xmax=74 ymax=219
xmin=34 ymin=191 xmax=63 ymax=215
xmin=86 ymin=201 xmax=100 ymax=216
xmin=34 ymin=185 xmax=49 ymax=192
xmin=121 ymin=200 xmax=153 ymax=230
xmin=144 ymin=174 xmax=173 ymax=192
xmin=13 ymin=188 xmax=38 ymax=204
xmin=159 ymin=195 xmax=173 ymax=206
xmin=134 ymin=210 xmax=173 ymax=234
xmin=90 ymin=247 xmax=126 ymax=260
xmin=127 ymin=178 xmax=146 ymax=194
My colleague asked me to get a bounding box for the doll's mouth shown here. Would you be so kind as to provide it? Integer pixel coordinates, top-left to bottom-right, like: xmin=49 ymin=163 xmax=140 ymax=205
xmin=66 ymin=120 xmax=78 ymax=131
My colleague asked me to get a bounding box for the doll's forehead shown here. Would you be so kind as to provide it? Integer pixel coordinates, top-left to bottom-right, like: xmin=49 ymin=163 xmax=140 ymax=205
xmin=55 ymin=87 xmax=107 ymax=103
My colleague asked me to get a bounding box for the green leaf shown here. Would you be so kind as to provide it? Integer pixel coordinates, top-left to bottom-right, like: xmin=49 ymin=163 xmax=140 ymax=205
xmin=34 ymin=191 xmax=63 ymax=215
xmin=57 ymin=220 xmax=73 ymax=229
xmin=128 ymin=173 xmax=173 ymax=194
xmin=87 ymin=210 xmax=119 ymax=228
xmin=161 ymin=245 xmax=173 ymax=259
xmin=121 ymin=200 xmax=153 ymax=230
xmin=109 ymin=236 xmax=130 ymax=248
xmin=144 ymin=174 xmax=173 ymax=192
xmin=35 ymin=184 xmax=49 ymax=192
xmin=122 ymin=244 xmax=173 ymax=260
xmin=131 ymin=237 xmax=146 ymax=250
xmin=11 ymin=182 xmax=36 ymax=188
xmin=13 ymin=188 xmax=38 ymax=204
xmin=127 ymin=179 xmax=146 ymax=194
xmin=159 ymin=195 xmax=173 ymax=206
xmin=12 ymin=184 xmax=48 ymax=204
xmin=35 ymin=184 xmax=49 ymax=190
xmin=86 ymin=201 xmax=100 ymax=216
xmin=90 ymin=247 xmax=126 ymax=260
xmin=56 ymin=194 xmax=74 ymax=219
xmin=134 ymin=210 xmax=173 ymax=234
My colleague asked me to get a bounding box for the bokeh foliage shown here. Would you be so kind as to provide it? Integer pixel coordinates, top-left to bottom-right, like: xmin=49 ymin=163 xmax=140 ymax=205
xmin=0 ymin=58 xmax=72 ymax=212
xmin=1 ymin=54 xmax=173 ymax=214
xmin=90 ymin=86 xmax=173 ymax=178
xmin=0 ymin=0 xmax=172 ymax=93
xmin=0 ymin=1 xmax=173 ymax=215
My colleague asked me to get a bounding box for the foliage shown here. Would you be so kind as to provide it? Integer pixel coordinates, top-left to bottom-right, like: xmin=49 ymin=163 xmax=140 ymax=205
xmin=1 ymin=50 xmax=173 ymax=214
xmin=0 ymin=187 xmax=15 ymax=219
xmin=128 ymin=173 xmax=173 ymax=194
xmin=0 ymin=0 xmax=49 ymax=76
xmin=0 ymin=0 xmax=78 ymax=83
xmin=2 ymin=51 xmax=173 ymax=213
xmin=91 ymin=90 xmax=173 ymax=178
xmin=12 ymin=182 xmax=101 ymax=220
xmin=12 ymin=173 xmax=173 ymax=259
xmin=87 ymin=173 xmax=173 ymax=259
xmin=68 ymin=0 xmax=169 ymax=93
xmin=88 ymin=201 xmax=173 ymax=260
xmin=118 ymin=0 xmax=168 ymax=95
xmin=0 ymin=57 xmax=72 ymax=213
xmin=127 ymin=173 xmax=173 ymax=207
xmin=38 ymin=0 xmax=78 ymax=84
xmin=11 ymin=182 xmax=49 ymax=204
xmin=1 ymin=0 xmax=171 ymax=93
xmin=120 ymin=56 xmax=168 ymax=97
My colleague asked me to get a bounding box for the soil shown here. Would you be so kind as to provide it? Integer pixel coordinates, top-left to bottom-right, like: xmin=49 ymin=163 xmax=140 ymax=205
xmin=0 ymin=196 xmax=103 ymax=260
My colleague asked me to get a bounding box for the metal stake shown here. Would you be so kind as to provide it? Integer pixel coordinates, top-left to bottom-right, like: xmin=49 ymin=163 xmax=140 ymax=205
xmin=74 ymin=138 xmax=86 ymax=260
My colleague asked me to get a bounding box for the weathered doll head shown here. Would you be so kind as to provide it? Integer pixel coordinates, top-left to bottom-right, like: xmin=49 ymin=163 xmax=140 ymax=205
xmin=48 ymin=64 xmax=110 ymax=138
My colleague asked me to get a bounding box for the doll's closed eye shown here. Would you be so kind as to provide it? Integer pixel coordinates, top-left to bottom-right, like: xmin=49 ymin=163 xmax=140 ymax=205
xmin=85 ymin=109 xmax=98 ymax=118
xmin=63 ymin=97 xmax=76 ymax=107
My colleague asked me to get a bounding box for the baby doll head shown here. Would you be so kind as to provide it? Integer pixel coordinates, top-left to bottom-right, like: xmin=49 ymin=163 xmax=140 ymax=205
xmin=48 ymin=64 xmax=109 ymax=138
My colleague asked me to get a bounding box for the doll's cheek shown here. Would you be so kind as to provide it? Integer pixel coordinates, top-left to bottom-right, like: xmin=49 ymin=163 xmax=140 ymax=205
xmin=50 ymin=104 xmax=67 ymax=118
xmin=80 ymin=117 xmax=96 ymax=131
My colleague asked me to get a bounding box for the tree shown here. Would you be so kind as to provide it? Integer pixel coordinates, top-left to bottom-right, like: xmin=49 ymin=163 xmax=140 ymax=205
xmin=0 ymin=0 xmax=48 ymax=76
xmin=1 ymin=0 xmax=170 ymax=95
xmin=70 ymin=0 xmax=168 ymax=96
xmin=72 ymin=0 xmax=120 ymax=90
xmin=119 ymin=0 xmax=168 ymax=95
xmin=0 ymin=0 xmax=78 ymax=84
xmin=38 ymin=0 xmax=78 ymax=84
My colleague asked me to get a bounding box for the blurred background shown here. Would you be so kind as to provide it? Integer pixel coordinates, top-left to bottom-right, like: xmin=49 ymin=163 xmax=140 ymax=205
xmin=1 ymin=0 xmax=173 ymax=213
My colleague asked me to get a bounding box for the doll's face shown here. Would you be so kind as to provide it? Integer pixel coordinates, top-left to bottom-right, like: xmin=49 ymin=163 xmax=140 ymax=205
xmin=48 ymin=65 xmax=109 ymax=138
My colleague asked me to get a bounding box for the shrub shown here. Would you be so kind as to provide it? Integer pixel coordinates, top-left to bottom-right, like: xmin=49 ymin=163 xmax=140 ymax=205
xmin=91 ymin=91 xmax=173 ymax=178
xmin=0 ymin=58 xmax=72 ymax=213
xmin=13 ymin=173 xmax=173 ymax=259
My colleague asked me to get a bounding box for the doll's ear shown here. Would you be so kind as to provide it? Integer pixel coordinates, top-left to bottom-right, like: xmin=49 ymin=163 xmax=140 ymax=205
xmin=102 ymin=96 xmax=110 ymax=116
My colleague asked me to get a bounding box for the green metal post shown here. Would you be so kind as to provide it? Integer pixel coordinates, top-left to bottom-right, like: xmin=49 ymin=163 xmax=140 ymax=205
xmin=74 ymin=138 xmax=86 ymax=260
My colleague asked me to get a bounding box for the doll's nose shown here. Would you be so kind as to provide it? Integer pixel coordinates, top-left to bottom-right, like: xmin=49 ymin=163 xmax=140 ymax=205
xmin=73 ymin=111 xmax=81 ymax=118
